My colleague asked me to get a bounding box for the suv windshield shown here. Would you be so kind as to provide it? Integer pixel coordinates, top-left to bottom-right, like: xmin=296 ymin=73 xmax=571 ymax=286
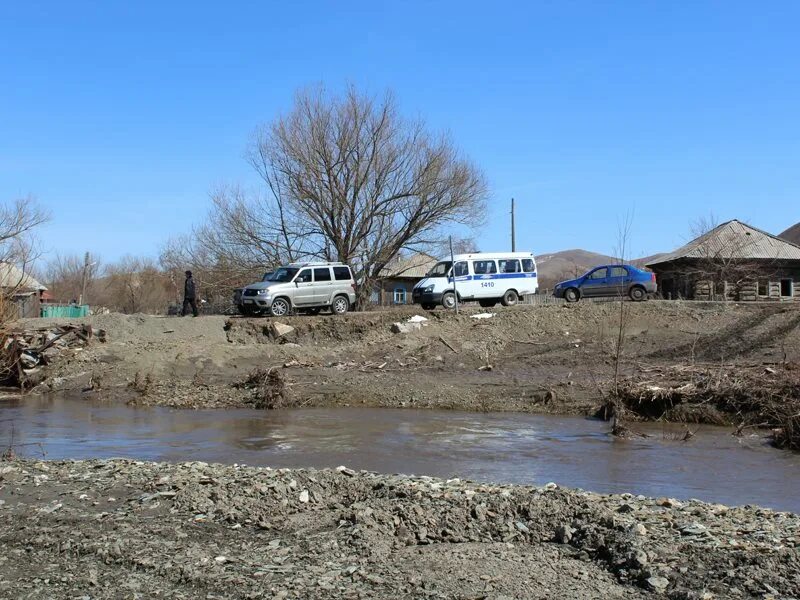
xmin=261 ymin=272 xmax=274 ymax=281
xmin=427 ymin=261 xmax=452 ymax=277
xmin=269 ymin=267 xmax=299 ymax=282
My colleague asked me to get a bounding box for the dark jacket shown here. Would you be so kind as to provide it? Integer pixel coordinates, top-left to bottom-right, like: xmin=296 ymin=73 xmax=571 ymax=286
xmin=184 ymin=276 xmax=196 ymax=300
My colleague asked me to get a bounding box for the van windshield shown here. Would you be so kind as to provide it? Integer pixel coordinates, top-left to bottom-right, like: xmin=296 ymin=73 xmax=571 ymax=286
xmin=269 ymin=267 xmax=299 ymax=282
xmin=426 ymin=261 xmax=452 ymax=277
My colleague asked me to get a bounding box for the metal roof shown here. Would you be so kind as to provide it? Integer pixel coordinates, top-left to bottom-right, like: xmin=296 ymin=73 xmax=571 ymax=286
xmin=0 ymin=262 xmax=47 ymax=291
xmin=379 ymin=253 xmax=438 ymax=279
xmin=647 ymin=220 xmax=800 ymax=267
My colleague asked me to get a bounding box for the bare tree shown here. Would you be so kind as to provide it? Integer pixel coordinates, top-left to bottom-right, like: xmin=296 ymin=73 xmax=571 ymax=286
xmin=688 ymin=215 xmax=777 ymax=300
xmin=175 ymin=85 xmax=488 ymax=306
xmin=43 ymin=253 xmax=102 ymax=303
xmin=102 ymin=256 xmax=173 ymax=314
xmin=0 ymin=197 xmax=49 ymax=323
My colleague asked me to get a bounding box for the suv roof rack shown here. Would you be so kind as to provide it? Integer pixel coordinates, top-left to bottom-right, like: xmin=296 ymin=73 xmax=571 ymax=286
xmin=286 ymin=261 xmax=346 ymax=267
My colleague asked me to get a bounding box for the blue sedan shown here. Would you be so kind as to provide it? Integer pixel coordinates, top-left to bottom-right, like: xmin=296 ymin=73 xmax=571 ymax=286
xmin=553 ymin=264 xmax=657 ymax=302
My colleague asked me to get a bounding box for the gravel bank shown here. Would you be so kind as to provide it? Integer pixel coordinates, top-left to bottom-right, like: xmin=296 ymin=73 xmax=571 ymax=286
xmin=1 ymin=459 xmax=798 ymax=599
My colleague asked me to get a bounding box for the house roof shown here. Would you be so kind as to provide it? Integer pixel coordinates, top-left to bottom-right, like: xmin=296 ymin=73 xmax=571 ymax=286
xmin=379 ymin=253 xmax=438 ymax=279
xmin=0 ymin=262 xmax=47 ymax=291
xmin=647 ymin=220 xmax=800 ymax=267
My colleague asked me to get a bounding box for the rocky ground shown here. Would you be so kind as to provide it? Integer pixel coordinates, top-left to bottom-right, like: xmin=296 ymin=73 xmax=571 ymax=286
xmin=1 ymin=458 xmax=798 ymax=600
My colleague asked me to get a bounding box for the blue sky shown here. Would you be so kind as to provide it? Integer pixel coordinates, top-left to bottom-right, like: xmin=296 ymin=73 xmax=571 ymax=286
xmin=2 ymin=1 xmax=799 ymax=263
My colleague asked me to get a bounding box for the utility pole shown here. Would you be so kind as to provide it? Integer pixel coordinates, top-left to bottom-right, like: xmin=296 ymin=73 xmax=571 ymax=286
xmin=79 ymin=252 xmax=91 ymax=306
xmin=449 ymin=235 xmax=459 ymax=314
xmin=511 ymin=198 xmax=516 ymax=252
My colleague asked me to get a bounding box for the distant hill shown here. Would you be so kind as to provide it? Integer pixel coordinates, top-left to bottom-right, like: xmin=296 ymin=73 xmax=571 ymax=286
xmin=779 ymin=222 xmax=800 ymax=245
xmin=536 ymin=249 xmax=665 ymax=289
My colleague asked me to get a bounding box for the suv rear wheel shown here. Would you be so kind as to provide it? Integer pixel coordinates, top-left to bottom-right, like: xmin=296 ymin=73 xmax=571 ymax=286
xmin=332 ymin=295 xmax=350 ymax=315
xmin=270 ymin=297 xmax=291 ymax=317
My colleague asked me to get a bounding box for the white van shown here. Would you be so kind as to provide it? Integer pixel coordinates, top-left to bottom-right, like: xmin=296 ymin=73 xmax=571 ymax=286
xmin=411 ymin=252 xmax=538 ymax=310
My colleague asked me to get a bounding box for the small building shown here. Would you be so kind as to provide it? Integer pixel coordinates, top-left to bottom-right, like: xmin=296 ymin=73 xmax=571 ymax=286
xmin=0 ymin=262 xmax=48 ymax=318
xmin=647 ymin=220 xmax=800 ymax=301
xmin=374 ymin=253 xmax=438 ymax=305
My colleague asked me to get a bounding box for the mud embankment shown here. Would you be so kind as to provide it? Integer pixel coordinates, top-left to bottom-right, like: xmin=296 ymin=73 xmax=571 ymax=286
xmin=0 ymin=459 xmax=798 ymax=599
xmin=12 ymin=303 xmax=800 ymax=432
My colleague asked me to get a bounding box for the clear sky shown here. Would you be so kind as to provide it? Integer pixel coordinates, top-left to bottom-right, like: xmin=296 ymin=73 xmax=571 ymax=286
xmin=2 ymin=1 xmax=799 ymax=263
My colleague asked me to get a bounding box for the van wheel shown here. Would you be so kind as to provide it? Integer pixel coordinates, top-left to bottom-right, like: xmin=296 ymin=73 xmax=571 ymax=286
xmin=270 ymin=297 xmax=291 ymax=317
xmin=479 ymin=300 xmax=497 ymax=308
xmin=629 ymin=286 xmax=647 ymax=302
xmin=332 ymin=296 xmax=350 ymax=315
xmin=501 ymin=290 xmax=519 ymax=307
xmin=421 ymin=303 xmax=436 ymax=311
xmin=564 ymin=288 xmax=580 ymax=303
xmin=441 ymin=292 xmax=457 ymax=310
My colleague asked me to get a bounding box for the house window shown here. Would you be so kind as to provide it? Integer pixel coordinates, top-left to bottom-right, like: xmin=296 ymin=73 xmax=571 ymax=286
xmin=780 ymin=279 xmax=793 ymax=297
xmin=393 ymin=287 xmax=407 ymax=304
xmin=758 ymin=280 xmax=768 ymax=296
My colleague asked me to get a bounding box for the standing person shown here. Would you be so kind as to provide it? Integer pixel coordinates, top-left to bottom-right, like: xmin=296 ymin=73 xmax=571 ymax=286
xmin=182 ymin=270 xmax=199 ymax=317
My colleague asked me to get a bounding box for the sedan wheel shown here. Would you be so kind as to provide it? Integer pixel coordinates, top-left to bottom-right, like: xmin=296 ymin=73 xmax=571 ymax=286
xmin=629 ymin=286 xmax=646 ymax=302
xmin=564 ymin=288 xmax=579 ymax=303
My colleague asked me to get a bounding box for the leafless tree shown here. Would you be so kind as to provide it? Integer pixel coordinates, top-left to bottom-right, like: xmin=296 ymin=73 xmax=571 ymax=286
xmin=102 ymin=256 xmax=173 ymax=314
xmin=43 ymin=253 xmax=102 ymax=303
xmin=173 ymin=85 xmax=488 ymax=306
xmin=0 ymin=197 xmax=49 ymax=323
xmin=688 ymin=215 xmax=778 ymax=299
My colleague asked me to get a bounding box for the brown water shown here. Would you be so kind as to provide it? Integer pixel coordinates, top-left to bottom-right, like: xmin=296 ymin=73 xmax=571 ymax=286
xmin=2 ymin=394 xmax=799 ymax=513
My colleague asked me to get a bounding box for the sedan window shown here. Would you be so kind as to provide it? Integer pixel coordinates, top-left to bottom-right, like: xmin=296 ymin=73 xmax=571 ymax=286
xmin=588 ymin=268 xmax=608 ymax=280
xmin=610 ymin=267 xmax=628 ymax=278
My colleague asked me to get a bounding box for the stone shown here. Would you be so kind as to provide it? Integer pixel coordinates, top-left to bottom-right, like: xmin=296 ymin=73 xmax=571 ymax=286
xmin=391 ymin=322 xmax=421 ymax=334
xmin=680 ymin=523 xmax=707 ymax=536
xmin=269 ymin=322 xmax=295 ymax=339
xmin=299 ymin=490 xmax=309 ymax=503
xmin=646 ymin=576 xmax=669 ymax=593
xmin=555 ymin=524 xmax=574 ymax=544
xmin=631 ymin=549 xmax=648 ymax=568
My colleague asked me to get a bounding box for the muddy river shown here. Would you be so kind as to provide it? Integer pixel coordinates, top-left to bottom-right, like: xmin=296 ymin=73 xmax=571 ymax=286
xmin=2 ymin=394 xmax=798 ymax=513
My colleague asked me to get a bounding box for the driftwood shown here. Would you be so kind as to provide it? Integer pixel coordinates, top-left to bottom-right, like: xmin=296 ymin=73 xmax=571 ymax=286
xmin=1 ymin=324 xmax=102 ymax=388
xmin=613 ymin=363 xmax=800 ymax=451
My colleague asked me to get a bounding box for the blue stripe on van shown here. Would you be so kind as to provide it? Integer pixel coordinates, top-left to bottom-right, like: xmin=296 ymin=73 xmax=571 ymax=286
xmin=448 ymin=272 xmax=537 ymax=282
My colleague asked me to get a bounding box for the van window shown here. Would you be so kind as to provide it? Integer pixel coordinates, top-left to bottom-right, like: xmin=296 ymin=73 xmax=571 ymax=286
xmin=295 ymin=269 xmax=312 ymax=283
xmin=333 ymin=266 xmax=351 ymax=281
xmin=473 ymin=260 xmax=497 ymax=275
xmin=314 ymin=267 xmax=332 ymax=282
xmin=499 ymin=259 xmax=520 ymax=273
xmin=427 ymin=261 xmax=452 ymax=277
xmin=521 ymin=259 xmax=536 ymax=273
xmin=453 ymin=261 xmax=469 ymax=277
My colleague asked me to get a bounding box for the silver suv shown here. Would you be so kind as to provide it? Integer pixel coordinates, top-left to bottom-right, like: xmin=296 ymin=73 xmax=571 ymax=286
xmin=238 ymin=263 xmax=357 ymax=317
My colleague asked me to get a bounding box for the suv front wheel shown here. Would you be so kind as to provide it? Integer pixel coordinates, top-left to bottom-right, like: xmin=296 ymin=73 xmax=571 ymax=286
xmin=270 ymin=297 xmax=291 ymax=317
xmin=332 ymin=296 xmax=350 ymax=315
